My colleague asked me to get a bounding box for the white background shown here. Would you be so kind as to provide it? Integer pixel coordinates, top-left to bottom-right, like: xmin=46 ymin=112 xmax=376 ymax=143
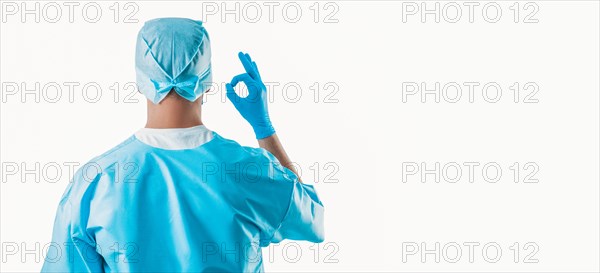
xmin=1 ymin=0 xmax=599 ymax=272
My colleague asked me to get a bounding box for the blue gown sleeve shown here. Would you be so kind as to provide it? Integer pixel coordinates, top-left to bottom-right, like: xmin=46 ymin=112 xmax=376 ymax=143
xmin=269 ymin=181 xmax=325 ymax=244
xmin=251 ymin=148 xmax=325 ymax=245
xmin=41 ymin=175 xmax=105 ymax=272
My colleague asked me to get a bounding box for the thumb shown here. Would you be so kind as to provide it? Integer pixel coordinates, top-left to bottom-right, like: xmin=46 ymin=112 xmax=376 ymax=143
xmin=226 ymin=83 xmax=241 ymax=103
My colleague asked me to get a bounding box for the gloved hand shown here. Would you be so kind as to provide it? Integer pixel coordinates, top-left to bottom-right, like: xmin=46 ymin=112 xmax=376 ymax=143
xmin=226 ymin=52 xmax=276 ymax=139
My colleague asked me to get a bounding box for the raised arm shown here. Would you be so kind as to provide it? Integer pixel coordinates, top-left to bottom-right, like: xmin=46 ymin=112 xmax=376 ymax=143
xmin=257 ymin=134 xmax=299 ymax=177
xmin=226 ymin=52 xmax=300 ymax=177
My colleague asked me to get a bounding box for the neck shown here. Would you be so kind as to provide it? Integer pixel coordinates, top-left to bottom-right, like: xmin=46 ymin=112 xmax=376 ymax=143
xmin=145 ymin=93 xmax=203 ymax=129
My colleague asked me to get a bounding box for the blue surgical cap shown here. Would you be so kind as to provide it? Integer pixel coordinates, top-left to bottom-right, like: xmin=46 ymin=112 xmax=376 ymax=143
xmin=135 ymin=18 xmax=212 ymax=104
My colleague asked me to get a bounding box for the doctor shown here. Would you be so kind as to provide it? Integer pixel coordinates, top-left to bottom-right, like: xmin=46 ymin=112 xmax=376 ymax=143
xmin=42 ymin=17 xmax=324 ymax=272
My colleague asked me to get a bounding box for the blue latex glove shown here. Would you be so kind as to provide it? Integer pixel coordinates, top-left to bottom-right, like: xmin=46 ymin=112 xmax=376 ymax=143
xmin=226 ymin=52 xmax=276 ymax=139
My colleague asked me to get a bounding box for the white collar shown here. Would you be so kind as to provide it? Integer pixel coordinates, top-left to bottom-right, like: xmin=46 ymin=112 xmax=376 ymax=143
xmin=134 ymin=125 xmax=213 ymax=150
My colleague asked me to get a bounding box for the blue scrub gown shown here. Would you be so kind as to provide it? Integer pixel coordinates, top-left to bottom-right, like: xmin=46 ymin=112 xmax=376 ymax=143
xmin=41 ymin=132 xmax=324 ymax=272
